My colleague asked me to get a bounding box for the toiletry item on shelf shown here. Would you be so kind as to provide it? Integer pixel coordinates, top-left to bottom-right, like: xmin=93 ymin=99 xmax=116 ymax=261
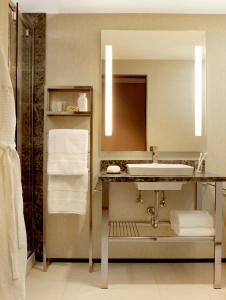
xmin=51 ymin=100 xmax=63 ymax=112
xmin=66 ymin=105 xmax=79 ymax=113
xmin=51 ymin=100 xmax=58 ymax=112
xmin=77 ymin=93 xmax=88 ymax=112
xmin=196 ymin=152 xmax=207 ymax=173
xmin=107 ymin=165 xmax=121 ymax=174
xmin=62 ymin=101 xmax=67 ymax=111
xmin=56 ymin=101 xmax=63 ymax=112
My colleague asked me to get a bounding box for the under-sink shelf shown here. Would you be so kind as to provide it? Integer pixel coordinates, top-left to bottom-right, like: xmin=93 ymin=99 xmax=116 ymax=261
xmin=108 ymin=221 xmax=214 ymax=242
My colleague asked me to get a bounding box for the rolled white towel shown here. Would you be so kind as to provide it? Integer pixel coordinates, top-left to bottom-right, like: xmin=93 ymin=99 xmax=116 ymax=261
xmin=172 ymin=226 xmax=214 ymax=237
xmin=170 ymin=210 xmax=214 ymax=228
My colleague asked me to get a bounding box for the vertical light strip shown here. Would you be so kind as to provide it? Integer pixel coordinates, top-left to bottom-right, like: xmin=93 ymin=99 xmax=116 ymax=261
xmin=195 ymin=45 xmax=203 ymax=136
xmin=105 ymin=45 xmax=113 ymax=136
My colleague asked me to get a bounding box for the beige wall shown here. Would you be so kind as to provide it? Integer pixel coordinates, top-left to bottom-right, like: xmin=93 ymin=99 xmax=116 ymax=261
xmin=0 ymin=0 xmax=8 ymax=56
xmin=113 ymin=59 xmax=205 ymax=152
xmin=46 ymin=14 xmax=226 ymax=258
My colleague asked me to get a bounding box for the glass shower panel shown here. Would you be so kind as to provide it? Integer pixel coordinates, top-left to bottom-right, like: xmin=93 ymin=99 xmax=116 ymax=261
xmin=9 ymin=5 xmax=34 ymax=258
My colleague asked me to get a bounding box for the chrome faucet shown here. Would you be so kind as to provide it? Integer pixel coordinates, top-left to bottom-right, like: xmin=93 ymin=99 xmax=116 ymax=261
xmin=150 ymin=146 xmax=158 ymax=163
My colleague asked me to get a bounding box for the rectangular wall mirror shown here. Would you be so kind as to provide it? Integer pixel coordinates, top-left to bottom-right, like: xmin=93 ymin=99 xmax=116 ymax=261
xmin=101 ymin=30 xmax=206 ymax=152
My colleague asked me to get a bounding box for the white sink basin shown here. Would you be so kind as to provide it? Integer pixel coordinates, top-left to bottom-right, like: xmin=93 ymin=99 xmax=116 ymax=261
xmin=127 ymin=163 xmax=194 ymax=176
xmin=127 ymin=163 xmax=194 ymax=190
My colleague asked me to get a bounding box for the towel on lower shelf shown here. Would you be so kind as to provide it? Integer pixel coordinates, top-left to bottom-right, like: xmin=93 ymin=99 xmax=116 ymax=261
xmin=170 ymin=210 xmax=214 ymax=237
xmin=170 ymin=210 xmax=214 ymax=228
xmin=47 ymin=129 xmax=88 ymax=175
xmin=48 ymin=170 xmax=88 ymax=214
xmin=172 ymin=227 xmax=215 ymax=237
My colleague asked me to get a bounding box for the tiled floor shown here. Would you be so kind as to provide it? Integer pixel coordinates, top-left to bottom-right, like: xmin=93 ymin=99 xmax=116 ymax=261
xmin=26 ymin=262 xmax=226 ymax=300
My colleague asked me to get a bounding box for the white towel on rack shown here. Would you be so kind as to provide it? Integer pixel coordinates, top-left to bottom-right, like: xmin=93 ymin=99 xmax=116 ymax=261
xmin=48 ymin=170 xmax=88 ymax=214
xmin=170 ymin=210 xmax=214 ymax=228
xmin=47 ymin=129 xmax=88 ymax=175
xmin=48 ymin=153 xmax=87 ymax=175
xmin=48 ymin=172 xmax=88 ymax=191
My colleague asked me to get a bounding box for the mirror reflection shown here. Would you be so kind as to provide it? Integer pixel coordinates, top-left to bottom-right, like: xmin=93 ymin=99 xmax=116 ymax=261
xmin=101 ymin=30 xmax=206 ymax=152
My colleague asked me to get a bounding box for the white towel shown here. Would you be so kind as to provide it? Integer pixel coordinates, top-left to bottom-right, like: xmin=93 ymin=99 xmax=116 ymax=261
xmin=48 ymin=191 xmax=87 ymax=214
xmin=48 ymin=173 xmax=88 ymax=191
xmin=0 ymin=47 xmax=27 ymax=300
xmin=48 ymin=153 xmax=87 ymax=175
xmin=172 ymin=226 xmax=214 ymax=237
xmin=48 ymin=170 xmax=88 ymax=214
xmin=170 ymin=210 xmax=214 ymax=228
xmin=47 ymin=129 xmax=88 ymax=175
xmin=48 ymin=129 xmax=88 ymax=154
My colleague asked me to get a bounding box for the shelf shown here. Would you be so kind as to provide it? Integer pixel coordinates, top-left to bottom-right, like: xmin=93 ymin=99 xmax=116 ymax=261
xmin=109 ymin=221 xmax=214 ymax=242
xmin=43 ymin=85 xmax=94 ymax=271
xmin=47 ymin=111 xmax=92 ymax=117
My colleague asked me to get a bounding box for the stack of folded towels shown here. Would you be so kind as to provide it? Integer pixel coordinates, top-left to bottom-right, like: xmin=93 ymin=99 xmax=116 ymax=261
xmin=47 ymin=129 xmax=88 ymax=215
xmin=170 ymin=210 xmax=214 ymax=236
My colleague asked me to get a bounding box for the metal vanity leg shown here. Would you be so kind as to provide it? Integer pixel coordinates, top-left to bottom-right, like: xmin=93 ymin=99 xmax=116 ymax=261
xmin=101 ymin=181 xmax=109 ymax=289
xmin=89 ymin=211 xmax=93 ymax=272
xmin=214 ymin=182 xmax=222 ymax=289
xmin=196 ymin=182 xmax=203 ymax=210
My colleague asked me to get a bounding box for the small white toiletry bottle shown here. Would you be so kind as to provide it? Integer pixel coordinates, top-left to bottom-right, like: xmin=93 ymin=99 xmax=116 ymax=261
xmin=51 ymin=100 xmax=57 ymax=112
xmin=56 ymin=101 xmax=63 ymax=112
xmin=77 ymin=93 xmax=88 ymax=112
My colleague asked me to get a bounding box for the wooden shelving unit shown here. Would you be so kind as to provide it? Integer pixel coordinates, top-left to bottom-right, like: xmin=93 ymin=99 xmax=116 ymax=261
xmin=43 ymin=86 xmax=93 ymax=272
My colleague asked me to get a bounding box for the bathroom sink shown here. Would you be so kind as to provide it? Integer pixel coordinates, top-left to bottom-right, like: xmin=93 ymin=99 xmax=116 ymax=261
xmin=127 ymin=163 xmax=194 ymax=176
xmin=127 ymin=163 xmax=194 ymax=190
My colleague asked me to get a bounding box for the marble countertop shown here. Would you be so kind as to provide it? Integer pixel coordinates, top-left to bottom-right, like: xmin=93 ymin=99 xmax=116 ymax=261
xmin=99 ymin=172 xmax=226 ymax=182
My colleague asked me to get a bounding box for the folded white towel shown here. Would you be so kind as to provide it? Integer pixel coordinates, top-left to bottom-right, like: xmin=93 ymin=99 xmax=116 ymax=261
xmin=48 ymin=129 xmax=88 ymax=154
xmin=48 ymin=191 xmax=87 ymax=215
xmin=172 ymin=226 xmax=214 ymax=237
xmin=170 ymin=210 xmax=214 ymax=228
xmin=48 ymin=172 xmax=88 ymax=192
xmin=48 ymin=153 xmax=87 ymax=175
xmin=48 ymin=171 xmax=88 ymax=214
xmin=47 ymin=129 xmax=88 ymax=175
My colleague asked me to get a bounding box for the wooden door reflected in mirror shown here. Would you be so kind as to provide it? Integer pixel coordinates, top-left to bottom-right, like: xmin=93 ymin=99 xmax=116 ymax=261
xmin=102 ymin=75 xmax=147 ymax=151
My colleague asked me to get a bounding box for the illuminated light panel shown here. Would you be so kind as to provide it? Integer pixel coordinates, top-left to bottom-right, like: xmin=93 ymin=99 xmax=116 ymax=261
xmin=105 ymin=45 xmax=113 ymax=136
xmin=195 ymin=45 xmax=203 ymax=136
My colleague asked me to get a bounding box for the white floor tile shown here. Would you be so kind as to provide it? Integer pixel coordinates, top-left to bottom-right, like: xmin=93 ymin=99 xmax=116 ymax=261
xmin=26 ymin=277 xmax=66 ymax=300
xmin=151 ymin=263 xmax=189 ymax=284
xmin=159 ymin=283 xmax=211 ymax=300
xmin=28 ymin=262 xmax=77 ymax=282
xmin=62 ymin=284 xmax=161 ymax=300
xmin=208 ymin=290 xmax=226 ymax=300
xmin=26 ymin=262 xmax=226 ymax=300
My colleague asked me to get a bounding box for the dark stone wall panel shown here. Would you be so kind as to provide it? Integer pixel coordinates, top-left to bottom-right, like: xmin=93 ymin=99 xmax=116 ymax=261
xmin=25 ymin=13 xmax=46 ymax=259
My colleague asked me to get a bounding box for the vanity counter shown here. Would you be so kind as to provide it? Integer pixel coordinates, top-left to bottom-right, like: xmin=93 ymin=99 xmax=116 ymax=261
xmin=99 ymin=170 xmax=226 ymax=289
xmin=99 ymin=171 xmax=226 ymax=182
